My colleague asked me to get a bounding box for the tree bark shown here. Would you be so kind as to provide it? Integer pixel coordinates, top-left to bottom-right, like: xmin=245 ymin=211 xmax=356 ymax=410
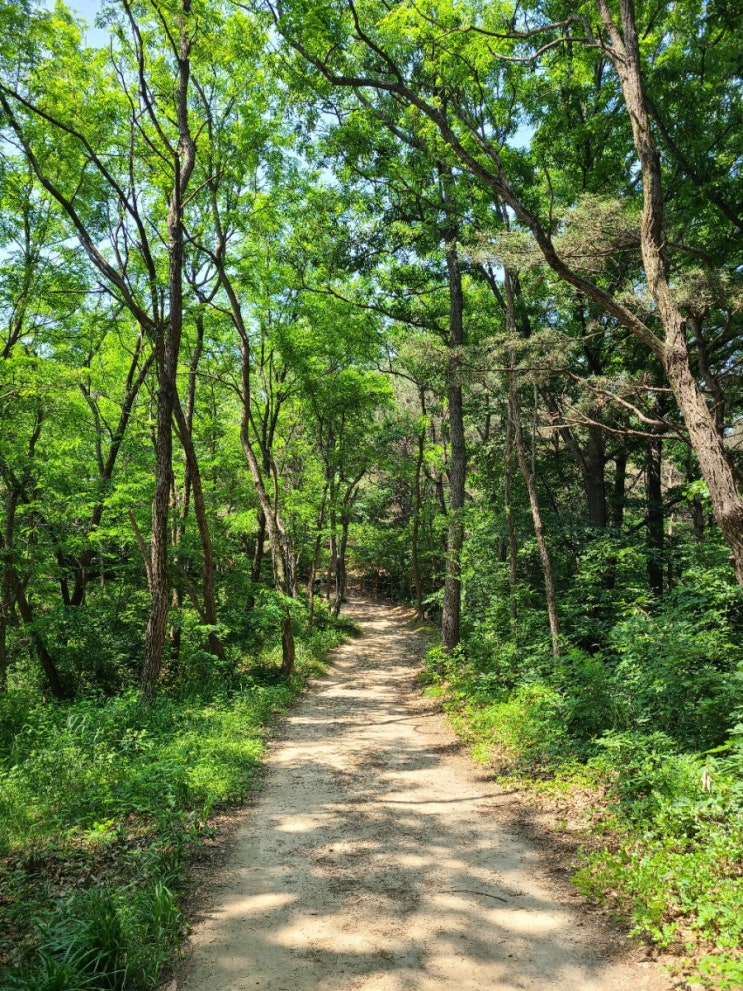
xmin=11 ymin=570 xmax=68 ymax=699
xmin=584 ymin=425 xmax=608 ymax=529
xmin=327 ymin=506 xmax=337 ymax=602
xmin=504 ymin=404 xmax=519 ymax=632
xmin=505 ymin=270 xmax=560 ymax=657
xmin=307 ymin=485 xmax=328 ymax=630
xmin=595 ymin=0 xmax=743 ymax=584
xmin=441 ymin=240 xmax=466 ymax=652
xmin=333 ymin=516 xmax=349 ymax=617
xmin=411 ymin=392 xmax=426 ymax=618
xmin=646 ymin=396 xmax=665 ymax=595
xmin=234 ymin=333 xmax=296 ymax=674
xmin=332 ymin=475 xmax=363 ymax=617
xmin=610 ymin=445 xmax=628 ymax=527
xmin=141 ymin=1 xmax=196 ymax=700
xmin=509 ymin=371 xmax=561 ymax=658
xmin=0 ymin=489 xmax=17 ymax=692
xmin=173 ymin=388 xmax=224 ymax=659
xmin=252 ymin=511 xmax=267 ymax=583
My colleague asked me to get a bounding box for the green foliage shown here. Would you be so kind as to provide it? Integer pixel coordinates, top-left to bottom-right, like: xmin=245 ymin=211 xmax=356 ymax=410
xmin=0 ymin=614 xmax=347 ymax=987
xmin=573 ymin=728 xmax=743 ymax=983
xmin=431 ymin=537 xmax=743 ymax=986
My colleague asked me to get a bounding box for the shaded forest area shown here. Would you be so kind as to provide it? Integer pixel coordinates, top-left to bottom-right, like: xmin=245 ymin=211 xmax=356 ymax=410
xmin=0 ymin=0 xmax=742 ymax=987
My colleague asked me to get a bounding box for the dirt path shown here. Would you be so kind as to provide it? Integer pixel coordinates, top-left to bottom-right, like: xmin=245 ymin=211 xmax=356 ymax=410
xmin=178 ymin=599 xmax=671 ymax=991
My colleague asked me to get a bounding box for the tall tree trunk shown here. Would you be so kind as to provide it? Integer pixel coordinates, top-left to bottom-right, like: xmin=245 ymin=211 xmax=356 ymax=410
xmin=584 ymin=425 xmax=608 ymax=529
xmin=597 ymin=0 xmax=743 ymax=584
xmin=441 ymin=241 xmax=466 ymax=652
xmin=333 ymin=477 xmax=363 ymax=617
xmin=70 ymin=336 xmax=153 ymax=607
xmin=307 ymin=530 xmax=323 ymax=628
xmin=504 ymin=405 xmax=519 ymax=632
xmin=239 ymin=426 xmax=296 ymax=675
xmin=12 ymin=571 xmax=68 ymax=699
xmin=236 ymin=336 xmax=296 ymax=674
xmin=214 ymin=234 xmax=295 ymax=673
xmin=307 ymin=485 xmax=328 ymax=630
xmin=646 ymin=398 xmax=665 ymax=596
xmin=610 ymin=445 xmax=628 ymax=527
xmin=169 ymin=475 xmax=185 ymax=665
xmin=173 ymin=396 xmax=224 ymax=659
xmin=0 ymin=490 xmax=18 ymax=692
xmin=509 ymin=371 xmax=561 ymax=658
xmin=327 ymin=507 xmax=337 ymax=602
xmin=411 ymin=396 xmax=426 ymax=618
xmin=333 ymin=516 xmax=349 ymax=618
xmin=505 ymin=271 xmax=560 ymax=657
xmin=141 ymin=2 xmax=195 ymax=700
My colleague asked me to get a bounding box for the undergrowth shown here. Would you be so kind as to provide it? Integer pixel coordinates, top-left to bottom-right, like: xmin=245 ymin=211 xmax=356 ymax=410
xmin=423 ymin=559 xmax=743 ymax=990
xmin=0 ymin=612 xmax=352 ymax=990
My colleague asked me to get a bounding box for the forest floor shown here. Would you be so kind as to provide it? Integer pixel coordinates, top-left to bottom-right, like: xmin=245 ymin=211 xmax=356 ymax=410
xmin=175 ymin=598 xmax=675 ymax=991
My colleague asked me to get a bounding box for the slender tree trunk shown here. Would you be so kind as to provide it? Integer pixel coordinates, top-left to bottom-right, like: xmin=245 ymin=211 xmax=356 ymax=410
xmin=169 ymin=475 xmax=185 ymax=664
xmin=239 ymin=430 xmax=296 ymax=675
xmin=307 ymin=485 xmax=328 ymax=630
xmin=141 ymin=364 xmax=177 ymax=696
xmin=327 ymin=507 xmax=337 ymax=602
xmin=509 ymin=371 xmax=561 ymax=658
xmin=0 ymin=490 xmax=18 ymax=692
xmin=611 ymin=446 xmax=628 ymax=527
xmin=173 ymin=398 xmax=224 ymax=658
xmin=141 ymin=2 xmax=195 ymax=699
xmin=169 ymin=316 xmax=202 ymax=664
xmin=584 ymin=425 xmax=608 ymax=529
xmin=504 ymin=406 xmax=519 ymax=632
xmin=69 ymin=338 xmax=153 ymax=607
xmin=411 ymin=404 xmax=426 ymax=618
xmin=280 ymin=615 xmax=295 ymax=676
xmin=441 ymin=241 xmax=466 ymax=652
xmin=333 ymin=514 xmax=350 ymax=617
xmin=12 ymin=570 xmax=68 ymax=699
xmin=332 ymin=477 xmax=362 ymax=617
xmin=235 ymin=336 xmax=296 ymax=673
xmin=505 ymin=270 xmax=560 ymax=657
xmin=332 ymin=523 xmax=347 ymax=617
xmin=308 ymin=531 xmax=323 ymax=629
xmin=646 ymin=397 xmax=665 ymax=596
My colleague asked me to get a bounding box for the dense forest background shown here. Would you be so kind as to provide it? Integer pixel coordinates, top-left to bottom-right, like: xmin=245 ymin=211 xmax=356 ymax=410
xmin=0 ymin=0 xmax=742 ymax=988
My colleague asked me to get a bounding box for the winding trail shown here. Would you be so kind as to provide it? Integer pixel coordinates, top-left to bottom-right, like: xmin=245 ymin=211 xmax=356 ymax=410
xmin=178 ymin=599 xmax=670 ymax=991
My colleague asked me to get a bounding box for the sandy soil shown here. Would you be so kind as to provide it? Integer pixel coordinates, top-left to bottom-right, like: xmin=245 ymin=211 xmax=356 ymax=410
xmin=177 ymin=598 xmax=673 ymax=991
